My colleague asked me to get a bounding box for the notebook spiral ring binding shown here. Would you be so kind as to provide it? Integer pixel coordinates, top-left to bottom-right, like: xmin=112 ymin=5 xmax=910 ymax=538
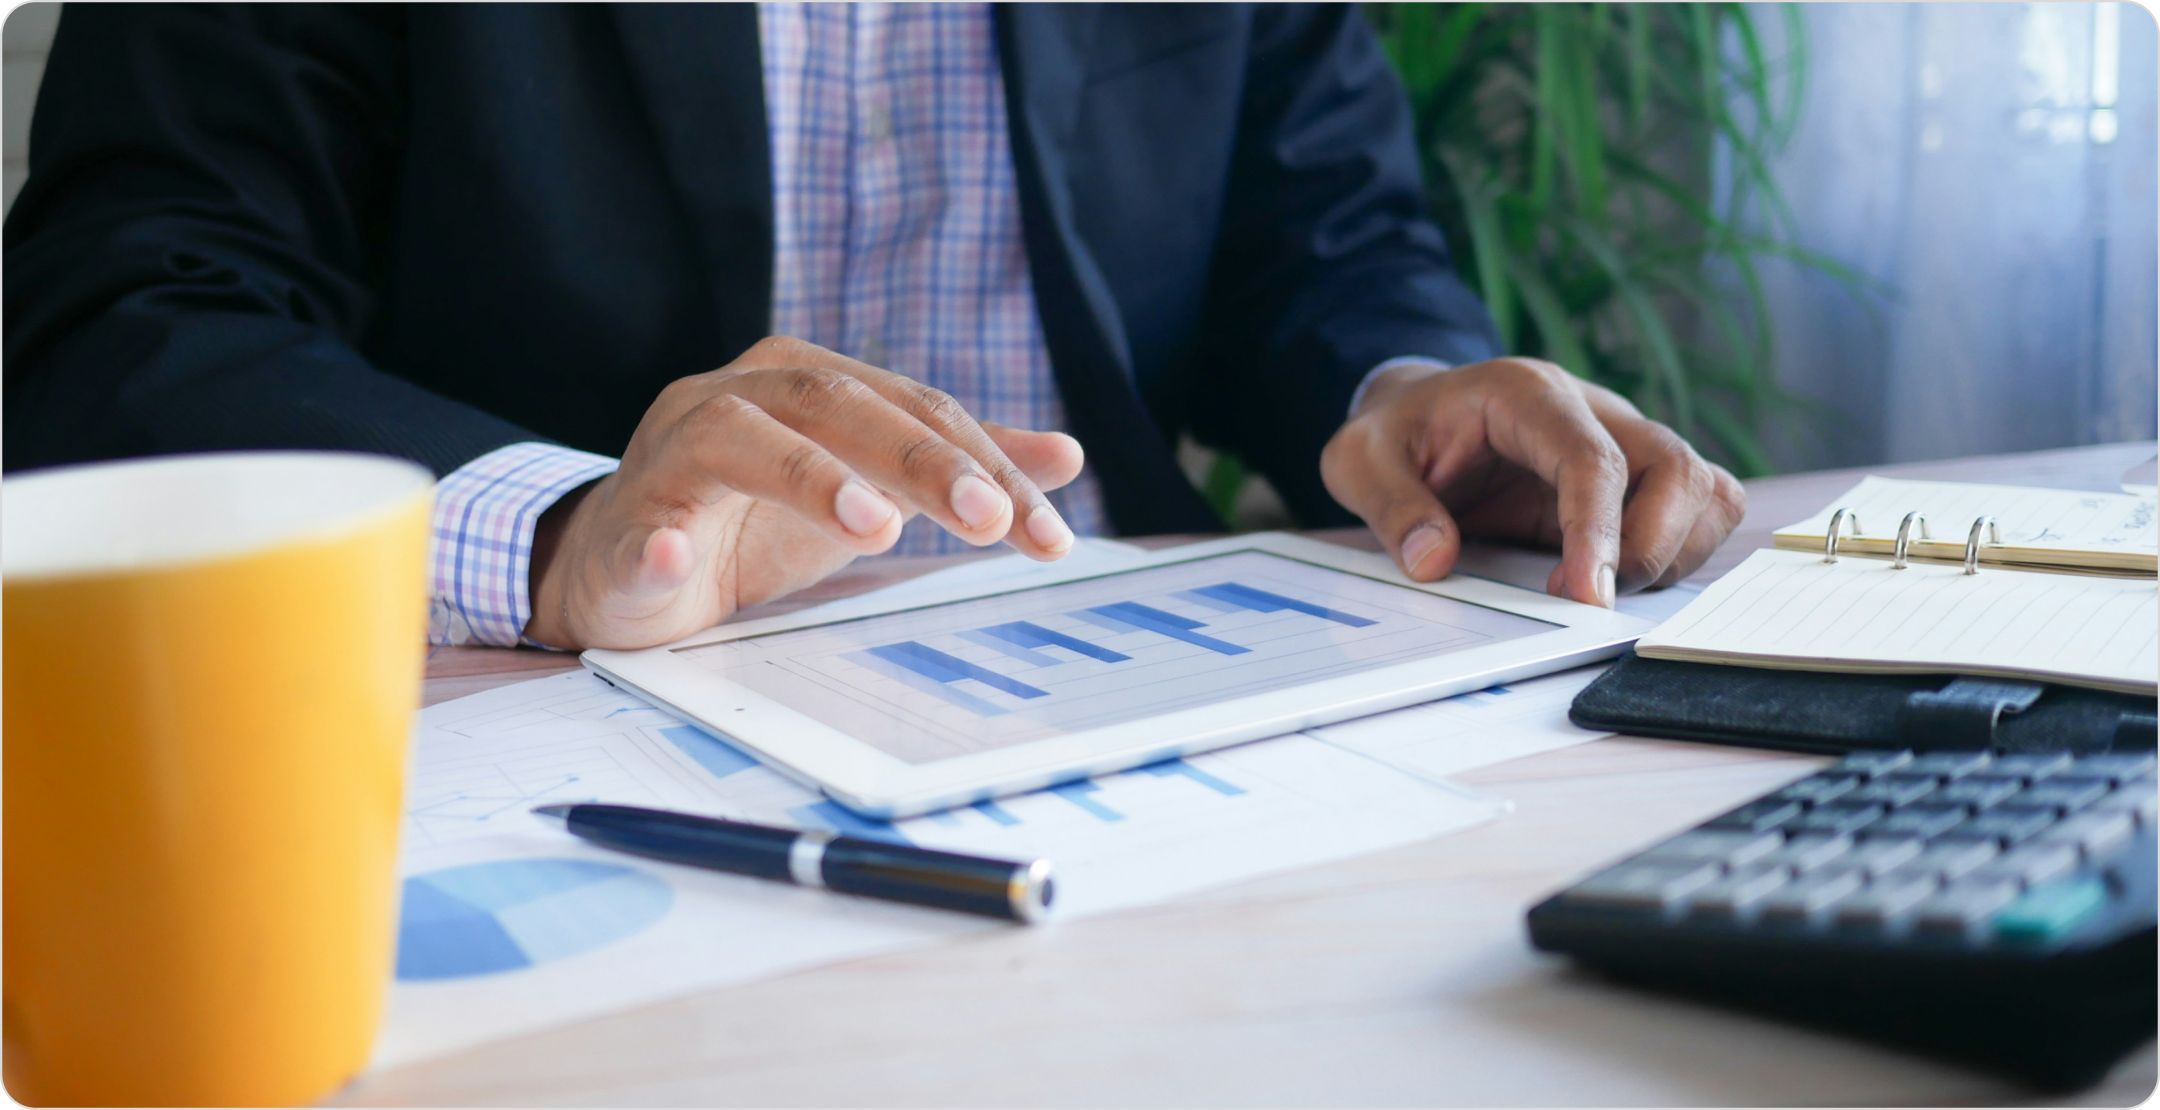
xmin=1963 ymin=515 xmax=2004 ymax=575
xmin=1891 ymin=512 xmax=1933 ymax=569
xmin=1822 ymin=507 xmax=1862 ymax=563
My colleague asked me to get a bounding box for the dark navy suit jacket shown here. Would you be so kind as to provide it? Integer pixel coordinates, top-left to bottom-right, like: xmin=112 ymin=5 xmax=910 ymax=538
xmin=3 ymin=3 xmax=1499 ymax=535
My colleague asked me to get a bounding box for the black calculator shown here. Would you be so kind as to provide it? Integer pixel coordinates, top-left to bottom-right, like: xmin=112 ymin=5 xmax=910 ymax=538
xmin=1527 ymin=749 xmax=2157 ymax=1090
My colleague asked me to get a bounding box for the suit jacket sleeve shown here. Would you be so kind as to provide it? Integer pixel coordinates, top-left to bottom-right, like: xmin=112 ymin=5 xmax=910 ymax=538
xmin=1187 ymin=3 xmax=1501 ymax=525
xmin=2 ymin=4 xmax=534 ymax=477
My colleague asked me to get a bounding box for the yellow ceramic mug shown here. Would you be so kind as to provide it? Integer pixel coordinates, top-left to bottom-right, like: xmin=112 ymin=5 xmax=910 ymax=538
xmin=3 ymin=452 xmax=432 ymax=1106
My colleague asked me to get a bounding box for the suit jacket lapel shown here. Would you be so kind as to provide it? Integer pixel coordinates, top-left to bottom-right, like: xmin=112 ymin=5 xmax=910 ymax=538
xmin=996 ymin=3 xmax=1221 ymax=535
xmin=610 ymin=3 xmax=773 ymax=358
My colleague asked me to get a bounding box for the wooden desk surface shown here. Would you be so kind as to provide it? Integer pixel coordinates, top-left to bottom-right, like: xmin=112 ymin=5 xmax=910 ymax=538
xmin=343 ymin=442 xmax=2157 ymax=1107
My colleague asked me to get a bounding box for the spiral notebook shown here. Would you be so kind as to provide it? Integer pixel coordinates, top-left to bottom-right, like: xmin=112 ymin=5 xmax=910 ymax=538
xmin=1636 ymin=479 xmax=2160 ymax=696
xmin=1771 ymin=477 xmax=2156 ymax=574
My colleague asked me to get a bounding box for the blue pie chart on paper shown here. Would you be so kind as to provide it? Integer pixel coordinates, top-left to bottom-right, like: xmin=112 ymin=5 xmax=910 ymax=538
xmin=395 ymin=858 xmax=673 ymax=981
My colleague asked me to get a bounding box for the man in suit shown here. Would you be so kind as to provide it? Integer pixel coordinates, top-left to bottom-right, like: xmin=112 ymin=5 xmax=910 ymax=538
xmin=4 ymin=4 xmax=1743 ymax=650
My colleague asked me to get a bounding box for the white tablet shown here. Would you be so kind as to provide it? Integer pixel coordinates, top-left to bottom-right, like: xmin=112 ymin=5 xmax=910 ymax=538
xmin=583 ymin=532 xmax=1649 ymax=818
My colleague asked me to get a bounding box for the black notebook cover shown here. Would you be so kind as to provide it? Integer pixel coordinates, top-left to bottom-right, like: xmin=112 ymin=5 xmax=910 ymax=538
xmin=1571 ymin=650 xmax=2158 ymax=756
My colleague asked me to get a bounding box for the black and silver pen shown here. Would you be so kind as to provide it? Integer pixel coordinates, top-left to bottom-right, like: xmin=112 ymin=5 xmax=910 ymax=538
xmin=530 ymin=802 xmax=1054 ymax=923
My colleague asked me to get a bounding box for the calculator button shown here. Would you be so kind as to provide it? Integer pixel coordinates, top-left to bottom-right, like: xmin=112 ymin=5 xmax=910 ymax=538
xmin=1777 ymin=775 xmax=1862 ymax=805
xmin=1865 ymin=804 xmax=1970 ymax=841
xmin=1640 ymin=830 xmax=1784 ymax=868
xmin=1845 ymin=776 xmax=1939 ymax=807
xmin=2036 ymin=811 xmax=2135 ymax=860
xmin=1682 ymin=867 xmax=1791 ymax=919
xmin=1833 ymin=750 xmax=1914 ymax=777
xmin=1559 ymin=861 xmax=1722 ymax=913
xmin=1905 ymin=839 xmax=2000 ymax=880
xmin=1934 ymin=778 xmax=2023 ymax=810
xmin=1943 ymin=807 xmax=2057 ymax=847
xmin=2013 ymin=779 xmax=2109 ymax=814
xmin=1790 ymin=803 xmax=1885 ymax=835
xmin=1705 ymin=800 xmax=1804 ymax=833
xmin=2046 ymin=774 xmax=2124 ymax=797
xmin=1755 ymin=833 xmax=1853 ymax=874
xmin=1987 ymin=752 xmax=2073 ymax=780
xmin=1820 ymin=837 xmax=1924 ymax=877
xmin=1993 ymin=877 xmax=2109 ymax=944
xmin=2089 ymin=786 xmax=2158 ymax=826
xmin=1903 ymin=752 xmax=1993 ymax=779
xmin=2072 ymin=752 xmax=2157 ymax=782
xmin=1912 ymin=880 xmax=2023 ymax=938
xmin=1967 ymin=843 xmax=2081 ymax=889
xmin=1875 ymin=861 xmax=1947 ymax=887
xmin=1758 ymin=870 xmax=1865 ymax=924
xmin=1833 ymin=874 xmax=1940 ymax=930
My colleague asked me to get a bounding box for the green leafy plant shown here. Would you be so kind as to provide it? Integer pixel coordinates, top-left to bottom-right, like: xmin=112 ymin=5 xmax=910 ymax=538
xmin=1368 ymin=1 xmax=1876 ymax=477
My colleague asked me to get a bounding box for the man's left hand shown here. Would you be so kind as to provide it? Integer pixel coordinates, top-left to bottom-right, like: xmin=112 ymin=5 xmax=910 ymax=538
xmin=1321 ymin=358 xmax=1746 ymax=608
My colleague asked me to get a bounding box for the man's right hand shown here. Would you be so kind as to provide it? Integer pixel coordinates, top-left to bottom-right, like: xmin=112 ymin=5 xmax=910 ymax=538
xmin=523 ymin=336 xmax=1085 ymax=650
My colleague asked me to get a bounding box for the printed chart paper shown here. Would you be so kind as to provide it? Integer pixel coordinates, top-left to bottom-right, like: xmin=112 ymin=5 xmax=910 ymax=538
xmin=377 ymin=670 xmax=1500 ymax=1067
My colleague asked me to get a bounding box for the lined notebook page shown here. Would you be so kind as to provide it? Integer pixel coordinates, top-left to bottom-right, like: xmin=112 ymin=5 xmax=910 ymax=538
xmin=1637 ymin=549 xmax=2159 ymax=694
xmin=1772 ymin=477 xmax=2158 ymax=572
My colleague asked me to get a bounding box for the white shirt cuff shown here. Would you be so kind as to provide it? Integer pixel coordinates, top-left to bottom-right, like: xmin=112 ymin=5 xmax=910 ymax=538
xmin=427 ymin=442 xmax=619 ymax=647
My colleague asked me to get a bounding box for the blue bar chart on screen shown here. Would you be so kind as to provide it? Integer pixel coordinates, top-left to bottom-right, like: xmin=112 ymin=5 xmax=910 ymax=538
xmin=671 ymin=550 xmax=1557 ymax=763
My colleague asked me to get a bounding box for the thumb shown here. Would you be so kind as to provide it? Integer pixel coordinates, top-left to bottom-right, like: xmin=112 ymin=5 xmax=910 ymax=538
xmin=1322 ymin=426 xmax=1464 ymax=581
xmin=607 ymin=524 xmax=697 ymax=600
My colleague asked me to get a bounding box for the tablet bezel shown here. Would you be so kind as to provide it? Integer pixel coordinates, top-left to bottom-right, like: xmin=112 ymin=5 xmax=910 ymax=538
xmin=582 ymin=532 xmax=1648 ymax=818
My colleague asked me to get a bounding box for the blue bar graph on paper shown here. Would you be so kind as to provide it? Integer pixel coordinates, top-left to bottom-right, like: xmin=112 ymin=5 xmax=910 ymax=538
xmin=867 ymin=642 xmax=1050 ymax=700
xmin=790 ymin=800 xmax=911 ymax=845
xmin=1188 ymin=582 xmax=1377 ymax=628
xmin=1076 ymin=603 xmax=1249 ymax=655
xmin=657 ymin=724 xmax=759 ymax=779
xmin=979 ymin=621 xmax=1130 ymax=663
xmin=1139 ymin=756 xmax=1247 ymax=797
xmin=1049 ymin=780 xmax=1123 ymax=822
xmin=1453 ymin=683 xmax=1513 ymax=706
xmin=971 ymin=799 xmax=1021 ymax=827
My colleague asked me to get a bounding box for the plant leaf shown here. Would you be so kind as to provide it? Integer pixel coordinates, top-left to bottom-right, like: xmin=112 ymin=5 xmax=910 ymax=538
xmin=1357 ymin=1 xmax=1874 ymax=477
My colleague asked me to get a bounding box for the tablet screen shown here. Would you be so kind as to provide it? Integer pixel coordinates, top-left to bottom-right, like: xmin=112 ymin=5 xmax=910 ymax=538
xmin=671 ymin=549 xmax=1558 ymax=763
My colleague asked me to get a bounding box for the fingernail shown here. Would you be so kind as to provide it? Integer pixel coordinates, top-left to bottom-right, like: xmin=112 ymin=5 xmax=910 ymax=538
xmin=1401 ymin=523 xmax=1445 ymax=576
xmin=834 ymin=480 xmax=897 ymax=536
xmin=1026 ymin=505 xmax=1074 ymax=552
xmin=1596 ymin=564 xmax=1617 ymax=609
xmin=950 ymin=473 xmax=1007 ymax=530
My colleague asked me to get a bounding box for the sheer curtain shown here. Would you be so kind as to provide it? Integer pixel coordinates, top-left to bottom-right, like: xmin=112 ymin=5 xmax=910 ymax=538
xmin=1751 ymin=3 xmax=2156 ymax=472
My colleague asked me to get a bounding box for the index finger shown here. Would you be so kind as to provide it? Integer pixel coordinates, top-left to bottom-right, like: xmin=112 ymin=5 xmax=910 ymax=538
xmin=756 ymin=339 xmax=1073 ymax=559
xmin=1486 ymin=373 xmax=1627 ymax=607
xmin=1580 ymin=386 xmax=1741 ymax=591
